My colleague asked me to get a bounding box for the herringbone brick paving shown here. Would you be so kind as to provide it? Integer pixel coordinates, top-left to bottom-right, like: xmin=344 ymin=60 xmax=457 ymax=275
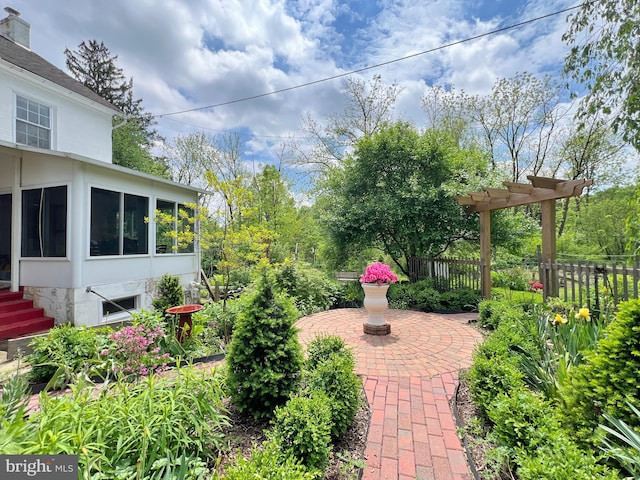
xmin=296 ymin=308 xmax=483 ymax=480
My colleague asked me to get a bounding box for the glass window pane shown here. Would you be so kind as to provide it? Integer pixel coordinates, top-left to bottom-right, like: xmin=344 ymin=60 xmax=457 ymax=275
xmin=21 ymin=186 xmax=67 ymax=257
xmin=155 ymin=200 xmax=175 ymax=254
xmin=16 ymin=96 xmax=27 ymax=109
xmin=21 ymin=189 xmax=42 ymax=257
xmin=123 ymin=194 xmax=148 ymax=255
xmin=177 ymin=204 xmax=195 ymax=253
xmin=41 ymin=186 xmax=67 ymax=257
xmin=90 ymin=188 xmax=120 ymax=256
xmin=16 ymin=105 xmax=27 ymax=121
xmin=16 ymin=121 xmax=26 ymax=144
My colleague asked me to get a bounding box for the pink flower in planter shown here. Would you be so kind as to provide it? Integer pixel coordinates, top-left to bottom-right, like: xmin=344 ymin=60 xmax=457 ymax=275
xmin=360 ymin=262 xmax=399 ymax=285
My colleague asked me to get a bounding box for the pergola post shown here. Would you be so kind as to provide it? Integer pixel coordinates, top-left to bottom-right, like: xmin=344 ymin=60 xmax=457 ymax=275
xmin=480 ymin=210 xmax=491 ymax=299
xmin=541 ymin=199 xmax=557 ymax=298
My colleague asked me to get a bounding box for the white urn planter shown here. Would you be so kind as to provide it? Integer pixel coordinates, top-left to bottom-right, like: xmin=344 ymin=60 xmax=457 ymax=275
xmin=362 ymin=283 xmax=391 ymax=335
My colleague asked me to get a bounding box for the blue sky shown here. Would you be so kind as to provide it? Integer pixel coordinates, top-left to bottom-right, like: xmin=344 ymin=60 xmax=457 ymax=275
xmin=9 ymin=0 xmax=576 ymax=177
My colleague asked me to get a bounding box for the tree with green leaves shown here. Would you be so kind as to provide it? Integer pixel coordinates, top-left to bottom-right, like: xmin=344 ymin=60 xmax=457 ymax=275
xmin=563 ymin=0 xmax=640 ymax=152
xmin=65 ymin=40 xmax=166 ymax=176
xmin=318 ymin=122 xmax=487 ymax=276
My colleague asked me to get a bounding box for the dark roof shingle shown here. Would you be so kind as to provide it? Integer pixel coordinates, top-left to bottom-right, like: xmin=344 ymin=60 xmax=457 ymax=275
xmin=0 ymin=35 xmax=120 ymax=113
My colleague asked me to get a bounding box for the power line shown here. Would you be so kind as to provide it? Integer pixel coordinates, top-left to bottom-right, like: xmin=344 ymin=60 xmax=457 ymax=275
xmin=156 ymin=2 xmax=586 ymax=118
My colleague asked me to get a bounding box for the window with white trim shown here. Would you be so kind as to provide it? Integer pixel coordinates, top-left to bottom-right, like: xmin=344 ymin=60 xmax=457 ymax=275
xmin=90 ymin=187 xmax=149 ymax=256
xmin=21 ymin=186 xmax=67 ymax=257
xmin=155 ymin=200 xmax=195 ymax=254
xmin=16 ymin=95 xmax=51 ymax=149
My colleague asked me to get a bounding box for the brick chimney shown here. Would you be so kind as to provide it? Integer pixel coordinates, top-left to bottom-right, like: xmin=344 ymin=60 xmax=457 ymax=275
xmin=0 ymin=7 xmax=30 ymax=49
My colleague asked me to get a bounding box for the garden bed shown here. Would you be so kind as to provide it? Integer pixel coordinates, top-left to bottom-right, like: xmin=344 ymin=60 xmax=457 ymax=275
xmin=214 ymin=388 xmax=371 ymax=479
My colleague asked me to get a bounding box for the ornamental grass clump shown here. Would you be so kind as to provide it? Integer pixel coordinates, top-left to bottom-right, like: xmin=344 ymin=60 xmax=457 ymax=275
xmin=102 ymin=323 xmax=170 ymax=376
xmin=359 ymin=262 xmax=398 ymax=285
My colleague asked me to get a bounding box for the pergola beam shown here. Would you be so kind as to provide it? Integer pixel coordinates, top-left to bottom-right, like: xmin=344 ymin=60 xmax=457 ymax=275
xmin=455 ymin=176 xmax=593 ymax=299
xmin=456 ymin=177 xmax=593 ymax=213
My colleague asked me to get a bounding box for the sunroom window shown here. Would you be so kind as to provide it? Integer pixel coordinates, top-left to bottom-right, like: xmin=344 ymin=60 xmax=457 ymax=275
xmin=21 ymin=186 xmax=67 ymax=257
xmin=90 ymin=188 xmax=149 ymax=256
xmin=155 ymin=200 xmax=194 ymax=254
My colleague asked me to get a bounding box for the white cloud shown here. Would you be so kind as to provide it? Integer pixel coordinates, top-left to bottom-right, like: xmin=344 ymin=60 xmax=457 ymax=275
xmin=8 ymin=0 xmax=578 ymax=168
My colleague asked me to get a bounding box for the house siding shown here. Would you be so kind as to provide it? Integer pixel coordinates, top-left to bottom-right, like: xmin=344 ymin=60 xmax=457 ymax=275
xmin=0 ymin=64 xmax=113 ymax=162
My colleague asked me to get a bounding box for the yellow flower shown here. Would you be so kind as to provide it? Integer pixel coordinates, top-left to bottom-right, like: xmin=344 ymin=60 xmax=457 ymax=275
xmin=554 ymin=314 xmax=568 ymax=325
xmin=575 ymin=307 xmax=591 ymax=321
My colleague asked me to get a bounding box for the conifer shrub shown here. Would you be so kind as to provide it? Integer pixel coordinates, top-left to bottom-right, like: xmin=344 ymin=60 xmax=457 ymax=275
xmin=152 ymin=274 xmax=184 ymax=316
xmin=562 ymin=299 xmax=640 ymax=442
xmin=225 ymin=271 xmax=303 ymax=420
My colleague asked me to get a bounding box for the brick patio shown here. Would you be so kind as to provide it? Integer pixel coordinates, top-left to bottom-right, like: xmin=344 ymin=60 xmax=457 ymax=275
xmin=296 ymin=308 xmax=483 ymax=480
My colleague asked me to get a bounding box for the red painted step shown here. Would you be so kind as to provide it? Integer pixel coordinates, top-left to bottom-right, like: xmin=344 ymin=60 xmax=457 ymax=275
xmin=0 ymin=298 xmax=34 ymax=313
xmin=0 ymin=289 xmax=54 ymax=341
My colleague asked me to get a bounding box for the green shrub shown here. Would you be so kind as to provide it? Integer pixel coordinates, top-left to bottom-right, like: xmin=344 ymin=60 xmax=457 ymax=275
xmin=438 ymin=287 xmax=480 ymax=312
xmin=473 ymin=315 xmax=536 ymax=362
xmin=305 ymin=334 xmax=347 ymax=370
xmin=268 ymin=393 xmax=332 ymax=471
xmin=28 ymin=324 xmax=104 ymax=385
xmin=491 ymin=267 xmax=530 ymax=291
xmin=305 ymin=350 xmax=361 ymax=437
xmin=562 ymin=299 xmax=640 ymax=443
xmin=387 ymin=282 xmax=411 ymax=309
xmin=477 ymin=299 xmax=526 ymax=330
xmin=467 ymin=355 xmax=525 ymax=416
xmin=274 ymin=262 xmax=343 ymax=316
xmin=152 ymin=273 xmax=184 ymax=318
xmin=226 ymin=271 xmax=303 ymax=420
xmin=516 ymin=437 xmax=620 ymax=480
xmin=487 ymin=389 xmax=560 ymax=454
xmin=223 ymin=440 xmax=315 ymax=480
xmin=413 ymin=285 xmax=442 ymax=311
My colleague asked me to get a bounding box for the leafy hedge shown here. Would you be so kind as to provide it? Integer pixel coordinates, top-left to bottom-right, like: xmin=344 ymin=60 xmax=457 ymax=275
xmin=466 ymin=297 xmax=625 ymax=477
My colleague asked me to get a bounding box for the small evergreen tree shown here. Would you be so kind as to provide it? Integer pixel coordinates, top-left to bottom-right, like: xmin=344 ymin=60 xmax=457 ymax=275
xmin=226 ymin=271 xmax=303 ymax=420
xmin=152 ymin=274 xmax=184 ymax=315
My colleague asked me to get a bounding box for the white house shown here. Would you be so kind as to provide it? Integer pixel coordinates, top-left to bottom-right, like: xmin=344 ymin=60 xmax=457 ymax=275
xmin=0 ymin=9 xmax=202 ymax=338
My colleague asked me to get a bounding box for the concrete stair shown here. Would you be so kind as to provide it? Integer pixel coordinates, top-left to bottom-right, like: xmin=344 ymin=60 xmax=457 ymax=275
xmin=0 ymin=288 xmax=54 ymax=341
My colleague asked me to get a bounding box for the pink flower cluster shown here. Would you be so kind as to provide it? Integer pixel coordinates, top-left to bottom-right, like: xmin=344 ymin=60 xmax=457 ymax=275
xmin=530 ymin=281 xmax=543 ymax=292
xmin=102 ymin=324 xmax=170 ymax=376
xmin=360 ymin=262 xmax=399 ymax=285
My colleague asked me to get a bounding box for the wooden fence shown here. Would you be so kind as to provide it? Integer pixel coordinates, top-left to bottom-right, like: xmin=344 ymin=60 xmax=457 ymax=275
xmin=408 ymin=256 xmax=481 ymax=292
xmin=538 ymin=258 xmax=640 ymax=309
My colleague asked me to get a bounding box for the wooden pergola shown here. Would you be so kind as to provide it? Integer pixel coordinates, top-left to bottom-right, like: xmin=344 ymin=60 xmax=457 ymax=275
xmin=456 ymin=175 xmax=593 ymax=299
